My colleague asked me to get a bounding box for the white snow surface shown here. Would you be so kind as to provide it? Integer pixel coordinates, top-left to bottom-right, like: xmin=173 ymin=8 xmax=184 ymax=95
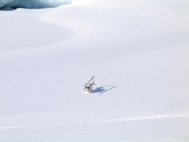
xmin=0 ymin=0 xmax=189 ymax=141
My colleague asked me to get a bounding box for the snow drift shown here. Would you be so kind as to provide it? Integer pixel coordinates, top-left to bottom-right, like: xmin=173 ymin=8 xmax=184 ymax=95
xmin=0 ymin=0 xmax=71 ymax=9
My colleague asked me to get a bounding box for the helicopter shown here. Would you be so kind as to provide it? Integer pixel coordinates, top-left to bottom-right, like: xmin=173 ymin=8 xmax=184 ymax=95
xmin=83 ymin=76 xmax=95 ymax=93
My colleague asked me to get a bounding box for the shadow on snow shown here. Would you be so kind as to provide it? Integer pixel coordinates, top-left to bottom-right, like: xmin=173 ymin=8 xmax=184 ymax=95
xmin=92 ymin=86 xmax=116 ymax=94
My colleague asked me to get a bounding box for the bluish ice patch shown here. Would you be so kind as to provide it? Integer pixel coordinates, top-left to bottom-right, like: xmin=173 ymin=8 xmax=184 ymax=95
xmin=0 ymin=0 xmax=71 ymax=10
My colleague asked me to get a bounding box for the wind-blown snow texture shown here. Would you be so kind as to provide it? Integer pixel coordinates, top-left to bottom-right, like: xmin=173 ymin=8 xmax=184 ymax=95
xmin=0 ymin=0 xmax=189 ymax=141
xmin=0 ymin=0 xmax=71 ymax=9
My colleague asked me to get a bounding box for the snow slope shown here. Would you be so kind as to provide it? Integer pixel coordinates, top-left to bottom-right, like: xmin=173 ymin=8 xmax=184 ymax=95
xmin=0 ymin=0 xmax=189 ymax=141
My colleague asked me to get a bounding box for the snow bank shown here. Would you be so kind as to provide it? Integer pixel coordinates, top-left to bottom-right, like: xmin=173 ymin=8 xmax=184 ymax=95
xmin=0 ymin=0 xmax=71 ymax=9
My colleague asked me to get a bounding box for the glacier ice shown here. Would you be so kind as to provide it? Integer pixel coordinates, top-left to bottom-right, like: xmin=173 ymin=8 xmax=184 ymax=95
xmin=0 ymin=0 xmax=71 ymax=9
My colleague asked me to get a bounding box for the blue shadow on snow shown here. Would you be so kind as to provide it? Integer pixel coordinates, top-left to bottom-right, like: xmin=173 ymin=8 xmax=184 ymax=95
xmin=92 ymin=86 xmax=116 ymax=94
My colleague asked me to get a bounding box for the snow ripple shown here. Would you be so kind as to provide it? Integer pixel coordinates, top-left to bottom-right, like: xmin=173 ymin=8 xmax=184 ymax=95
xmin=82 ymin=113 xmax=189 ymax=124
xmin=0 ymin=125 xmax=21 ymax=130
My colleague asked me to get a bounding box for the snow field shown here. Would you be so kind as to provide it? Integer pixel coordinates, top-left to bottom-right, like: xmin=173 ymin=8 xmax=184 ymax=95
xmin=0 ymin=0 xmax=189 ymax=141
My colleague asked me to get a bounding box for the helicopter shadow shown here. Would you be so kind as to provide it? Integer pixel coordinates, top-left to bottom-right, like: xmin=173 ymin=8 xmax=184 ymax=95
xmin=92 ymin=86 xmax=116 ymax=94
